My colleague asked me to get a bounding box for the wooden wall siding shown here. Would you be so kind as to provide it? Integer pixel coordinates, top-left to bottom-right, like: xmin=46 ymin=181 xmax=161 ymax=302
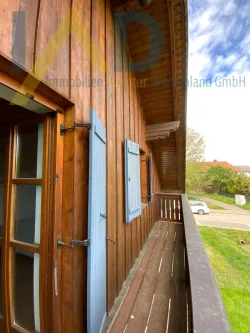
xmin=0 ymin=0 xmax=172 ymax=330
xmin=152 ymin=134 xmax=178 ymax=190
xmin=0 ymin=0 xmax=20 ymax=62
xmin=0 ymin=0 xmax=187 ymax=193
xmin=35 ymin=0 xmax=71 ymax=98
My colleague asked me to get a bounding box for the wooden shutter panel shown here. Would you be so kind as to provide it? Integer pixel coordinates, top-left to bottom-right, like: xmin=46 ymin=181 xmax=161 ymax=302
xmin=124 ymin=139 xmax=141 ymax=223
xmin=149 ymin=153 xmax=153 ymax=202
xmin=87 ymin=108 xmax=107 ymax=333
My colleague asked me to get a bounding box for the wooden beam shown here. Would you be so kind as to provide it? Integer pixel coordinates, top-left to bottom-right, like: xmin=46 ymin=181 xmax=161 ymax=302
xmin=0 ymin=54 xmax=73 ymax=110
xmin=146 ymin=121 xmax=180 ymax=133
xmin=145 ymin=121 xmax=180 ymax=141
xmin=167 ymin=0 xmax=181 ymax=190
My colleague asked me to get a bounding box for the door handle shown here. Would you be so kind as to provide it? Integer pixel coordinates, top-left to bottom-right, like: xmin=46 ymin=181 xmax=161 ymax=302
xmin=100 ymin=213 xmax=106 ymax=218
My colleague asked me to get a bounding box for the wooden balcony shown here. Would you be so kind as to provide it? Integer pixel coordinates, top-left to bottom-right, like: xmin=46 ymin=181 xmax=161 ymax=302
xmin=106 ymin=194 xmax=231 ymax=333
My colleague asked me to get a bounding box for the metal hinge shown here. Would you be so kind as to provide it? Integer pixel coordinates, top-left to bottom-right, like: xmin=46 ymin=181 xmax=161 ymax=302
xmin=57 ymin=237 xmax=90 ymax=248
xmin=60 ymin=122 xmax=92 ymax=135
xmin=72 ymin=239 xmax=91 ymax=247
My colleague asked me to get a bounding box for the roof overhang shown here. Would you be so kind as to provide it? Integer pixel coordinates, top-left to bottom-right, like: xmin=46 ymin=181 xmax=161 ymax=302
xmin=146 ymin=121 xmax=180 ymax=141
xmin=113 ymin=0 xmax=188 ymax=191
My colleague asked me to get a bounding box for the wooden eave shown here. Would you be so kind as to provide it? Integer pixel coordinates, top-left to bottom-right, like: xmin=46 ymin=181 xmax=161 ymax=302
xmin=114 ymin=0 xmax=188 ymax=191
xmin=146 ymin=121 xmax=180 ymax=141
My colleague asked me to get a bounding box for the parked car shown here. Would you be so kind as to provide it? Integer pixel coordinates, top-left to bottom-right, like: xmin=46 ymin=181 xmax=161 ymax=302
xmin=189 ymin=201 xmax=210 ymax=215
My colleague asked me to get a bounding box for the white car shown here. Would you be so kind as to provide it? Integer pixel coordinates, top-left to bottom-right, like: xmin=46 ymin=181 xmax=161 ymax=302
xmin=189 ymin=201 xmax=210 ymax=215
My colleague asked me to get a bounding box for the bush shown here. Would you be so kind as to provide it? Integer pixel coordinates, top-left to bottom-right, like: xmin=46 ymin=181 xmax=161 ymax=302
xmin=206 ymin=165 xmax=235 ymax=194
xmin=227 ymin=175 xmax=250 ymax=196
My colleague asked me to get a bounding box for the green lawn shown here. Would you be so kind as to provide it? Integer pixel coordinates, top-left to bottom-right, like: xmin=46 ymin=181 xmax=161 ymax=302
xmin=199 ymin=192 xmax=250 ymax=212
xmin=207 ymin=203 xmax=226 ymax=210
xmin=199 ymin=227 xmax=250 ymax=333
xmin=188 ymin=196 xmax=225 ymax=210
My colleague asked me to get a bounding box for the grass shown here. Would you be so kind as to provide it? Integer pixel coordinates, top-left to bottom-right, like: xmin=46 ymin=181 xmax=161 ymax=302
xmin=199 ymin=227 xmax=250 ymax=333
xmin=194 ymin=192 xmax=250 ymax=212
xmin=207 ymin=203 xmax=226 ymax=210
xmin=188 ymin=195 xmax=225 ymax=210
xmin=187 ymin=196 xmax=198 ymax=201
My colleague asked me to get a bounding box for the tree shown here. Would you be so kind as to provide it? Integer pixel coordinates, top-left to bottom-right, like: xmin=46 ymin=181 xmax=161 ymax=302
xmin=206 ymin=165 xmax=235 ymax=194
xmin=186 ymin=162 xmax=209 ymax=198
xmin=227 ymin=175 xmax=250 ymax=196
xmin=186 ymin=127 xmax=206 ymax=162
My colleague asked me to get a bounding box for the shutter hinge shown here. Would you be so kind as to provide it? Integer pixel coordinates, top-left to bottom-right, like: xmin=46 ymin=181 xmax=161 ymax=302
xmin=60 ymin=122 xmax=92 ymax=136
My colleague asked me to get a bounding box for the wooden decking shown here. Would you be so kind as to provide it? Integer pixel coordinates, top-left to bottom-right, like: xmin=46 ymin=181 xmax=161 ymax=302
xmin=107 ymin=221 xmax=188 ymax=333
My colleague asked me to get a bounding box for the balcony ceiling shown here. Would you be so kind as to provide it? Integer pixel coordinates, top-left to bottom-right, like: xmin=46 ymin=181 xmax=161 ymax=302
xmin=114 ymin=0 xmax=188 ymax=191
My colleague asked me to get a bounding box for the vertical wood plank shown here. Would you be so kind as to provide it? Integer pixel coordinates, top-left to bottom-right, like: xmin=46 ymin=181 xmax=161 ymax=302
xmin=129 ymin=68 xmax=137 ymax=265
xmin=91 ymin=0 xmax=106 ymax=124
xmin=35 ymin=0 xmax=71 ymax=97
xmin=124 ymin=46 xmax=132 ymax=277
xmin=70 ymin=2 xmax=91 ymax=331
xmin=61 ymin=106 xmax=75 ymax=332
xmin=121 ymin=31 xmax=129 ymax=287
xmin=16 ymin=0 xmax=40 ymax=71
xmin=0 ymin=0 xmax=20 ymax=60
xmin=114 ymin=17 xmax=125 ymax=302
xmin=106 ymin=0 xmax=118 ymax=312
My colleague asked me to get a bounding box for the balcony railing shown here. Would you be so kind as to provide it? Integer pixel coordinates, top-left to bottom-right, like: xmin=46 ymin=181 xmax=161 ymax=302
xmin=107 ymin=193 xmax=231 ymax=333
xmin=156 ymin=193 xmax=182 ymax=222
xmin=156 ymin=193 xmax=231 ymax=333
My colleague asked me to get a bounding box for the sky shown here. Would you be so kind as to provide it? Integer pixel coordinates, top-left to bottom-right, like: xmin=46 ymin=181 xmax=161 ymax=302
xmin=188 ymin=0 xmax=250 ymax=166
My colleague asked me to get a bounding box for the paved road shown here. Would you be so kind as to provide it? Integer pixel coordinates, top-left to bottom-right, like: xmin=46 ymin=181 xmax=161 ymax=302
xmin=195 ymin=196 xmax=250 ymax=231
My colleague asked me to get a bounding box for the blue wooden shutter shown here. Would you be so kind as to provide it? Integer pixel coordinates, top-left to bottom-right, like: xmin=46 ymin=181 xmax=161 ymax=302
xmin=149 ymin=153 xmax=153 ymax=202
xmin=124 ymin=139 xmax=141 ymax=223
xmin=87 ymin=108 xmax=107 ymax=333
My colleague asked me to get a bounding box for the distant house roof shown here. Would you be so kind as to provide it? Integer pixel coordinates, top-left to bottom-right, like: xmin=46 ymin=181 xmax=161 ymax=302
xmin=236 ymin=165 xmax=250 ymax=173
xmin=205 ymin=160 xmax=239 ymax=172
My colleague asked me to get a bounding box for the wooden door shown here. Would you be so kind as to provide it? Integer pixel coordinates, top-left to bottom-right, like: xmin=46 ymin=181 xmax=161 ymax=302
xmin=0 ymin=116 xmax=52 ymax=333
xmin=87 ymin=108 xmax=107 ymax=333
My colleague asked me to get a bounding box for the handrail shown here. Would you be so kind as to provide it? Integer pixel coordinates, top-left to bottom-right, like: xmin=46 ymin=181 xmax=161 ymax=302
xmin=181 ymin=194 xmax=231 ymax=333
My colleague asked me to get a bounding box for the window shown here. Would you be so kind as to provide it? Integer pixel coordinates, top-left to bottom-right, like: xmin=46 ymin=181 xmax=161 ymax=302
xmin=140 ymin=151 xmax=153 ymax=206
xmin=124 ymin=140 xmax=154 ymax=222
xmin=140 ymin=151 xmax=148 ymax=204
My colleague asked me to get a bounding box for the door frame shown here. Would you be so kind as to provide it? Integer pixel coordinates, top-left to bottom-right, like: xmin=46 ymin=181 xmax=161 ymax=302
xmin=1 ymin=116 xmax=50 ymax=333
xmin=0 ymin=68 xmax=66 ymax=333
xmin=0 ymin=110 xmax=64 ymax=333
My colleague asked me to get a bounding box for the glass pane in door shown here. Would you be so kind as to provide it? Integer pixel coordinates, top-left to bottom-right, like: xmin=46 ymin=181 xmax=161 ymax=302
xmin=0 ymin=130 xmax=7 ymax=238
xmin=13 ymin=185 xmax=42 ymax=245
xmin=0 ymin=185 xmax=4 ymax=238
xmin=15 ymin=123 xmax=44 ymax=178
xmin=0 ymin=133 xmax=7 ymax=179
xmin=13 ymin=250 xmax=40 ymax=332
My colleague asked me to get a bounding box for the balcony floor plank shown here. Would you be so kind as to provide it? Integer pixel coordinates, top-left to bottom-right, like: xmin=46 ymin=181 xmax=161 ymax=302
xmin=146 ymin=223 xmax=176 ymax=333
xmin=107 ymin=221 xmax=188 ymax=333
xmin=168 ymin=224 xmax=187 ymax=332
